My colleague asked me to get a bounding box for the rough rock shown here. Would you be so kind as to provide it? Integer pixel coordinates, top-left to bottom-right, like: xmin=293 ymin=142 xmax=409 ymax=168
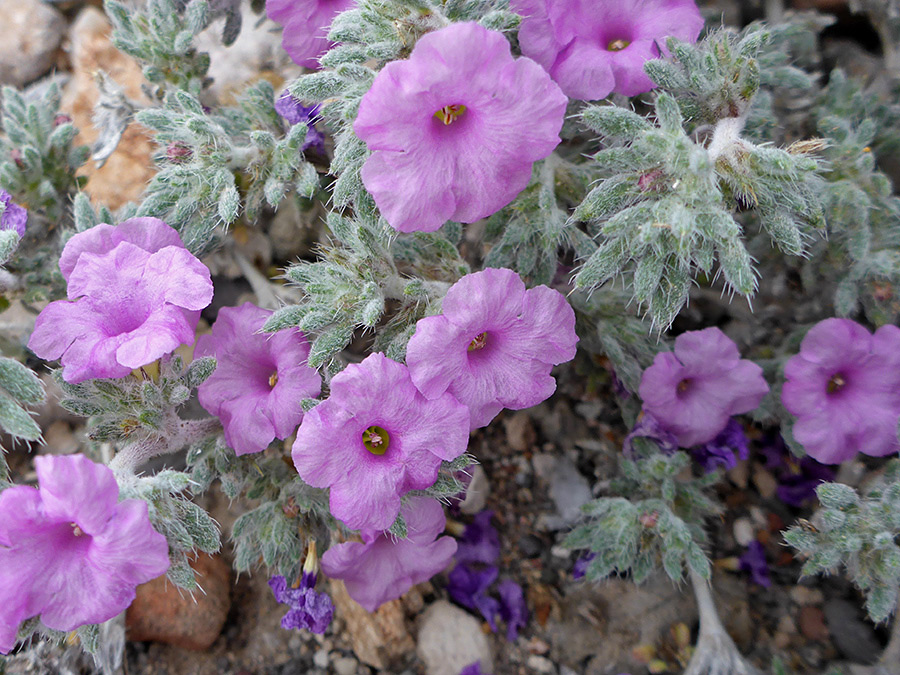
xmin=61 ymin=7 xmax=155 ymax=210
xmin=503 ymin=411 xmax=537 ymax=452
xmin=824 ymin=599 xmax=881 ymax=665
xmin=799 ymin=605 xmax=830 ymax=642
xmin=537 ymin=456 xmax=592 ymax=531
xmin=0 ymin=0 xmax=66 ymax=87
xmin=546 ymin=574 xmax=697 ymax=669
xmin=329 ymin=579 xmax=415 ymax=670
xmin=126 ymin=553 xmax=231 ymax=650
xmin=417 ymin=600 xmax=494 ymax=675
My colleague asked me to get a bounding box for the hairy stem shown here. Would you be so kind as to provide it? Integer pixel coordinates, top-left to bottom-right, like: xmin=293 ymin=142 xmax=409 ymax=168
xmin=109 ymin=413 xmax=220 ymax=478
xmin=684 ymin=568 xmax=761 ymax=675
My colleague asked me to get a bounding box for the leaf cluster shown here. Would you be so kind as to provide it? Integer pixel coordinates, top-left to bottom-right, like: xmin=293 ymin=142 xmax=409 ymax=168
xmin=0 ymin=357 xmax=45 ymax=483
xmin=120 ymin=469 xmax=221 ymax=590
xmin=784 ymin=461 xmax=900 ymax=623
xmin=567 ymin=450 xmax=721 ymax=585
xmin=106 ymin=0 xmax=217 ymax=97
xmin=135 ymin=83 xmax=319 ymax=255
xmin=54 ymin=354 xmax=215 ymax=444
xmin=572 ymin=94 xmax=824 ymax=330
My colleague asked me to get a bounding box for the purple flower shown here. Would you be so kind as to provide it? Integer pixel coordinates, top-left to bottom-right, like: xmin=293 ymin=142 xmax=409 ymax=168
xmin=782 ymin=318 xmax=900 ymax=464
xmin=757 ymin=433 xmax=835 ymax=507
xmin=455 ymin=511 xmax=501 ymax=566
xmin=28 ymin=220 xmax=213 ymax=383
xmin=513 ymin=0 xmax=704 ymax=100
xmin=354 ymin=22 xmax=567 ymax=233
xmin=460 ymin=663 xmax=490 ymax=675
xmin=269 ymin=575 xmax=333 ymax=633
xmin=738 ymin=541 xmax=771 ymax=588
xmin=447 ymin=563 xmax=501 ymax=630
xmin=267 ymin=0 xmax=354 ymax=69
xmin=0 ymin=190 xmax=27 ymax=237
xmin=292 ymin=353 xmax=469 ymax=531
xmin=275 ymin=90 xmax=325 ymax=153
xmin=269 ymin=543 xmax=333 ymax=634
xmin=690 ymin=419 xmax=749 ymax=473
xmin=321 ymin=497 xmax=457 ymax=611
xmin=638 ymin=327 xmax=769 ymax=448
xmin=407 ymin=268 xmax=578 ymax=429
xmin=195 ymin=303 xmax=321 ymax=456
xmin=622 ymin=413 xmax=679 ymax=458
xmin=497 ymin=579 xmax=528 ymax=641
xmin=572 ymin=552 xmax=596 ymax=579
xmin=0 ymin=454 xmax=170 ymax=653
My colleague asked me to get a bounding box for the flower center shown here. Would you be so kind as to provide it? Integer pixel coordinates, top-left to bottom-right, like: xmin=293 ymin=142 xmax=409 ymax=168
xmin=269 ymin=371 xmax=279 ymax=388
xmin=826 ymin=373 xmax=846 ymax=394
xmin=468 ymin=332 xmax=487 ymax=352
xmin=607 ymin=38 xmax=630 ymax=51
xmin=434 ymin=104 xmax=467 ymax=126
xmin=362 ymin=425 xmax=390 ymax=455
xmin=71 ymin=523 xmax=84 ymax=537
xmin=676 ymin=378 xmax=692 ymax=394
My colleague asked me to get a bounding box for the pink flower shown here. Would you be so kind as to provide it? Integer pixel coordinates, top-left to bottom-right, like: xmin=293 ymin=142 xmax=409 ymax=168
xmin=354 ymin=22 xmax=567 ymax=233
xmin=638 ymin=327 xmax=769 ymax=447
xmin=195 ymin=303 xmax=321 ymax=456
xmin=782 ymin=318 xmax=900 ymax=464
xmin=0 ymin=454 xmax=169 ymax=653
xmin=513 ymin=0 xmax=704 ymax=100
xmin=0 ymin=190 xmax=27 ymax=237
xmin=28 ymin=219 xmax=213 ymax=383
xmin=321 ymin=497 xmax=457 ymax=611
xmin=267 ymin=0 xmax=355 ymax=69
xmin=292 ymin=353 xmax=469 ymax=531
xmin=406 ymin=268 xmax=578 ymax=429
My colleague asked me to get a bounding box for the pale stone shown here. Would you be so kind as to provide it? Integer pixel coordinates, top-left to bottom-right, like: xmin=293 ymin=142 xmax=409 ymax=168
xmin=0 ymin=0 xmax=66 ymax=87
xmin=417 ymin=601 xmax=493 ymax=675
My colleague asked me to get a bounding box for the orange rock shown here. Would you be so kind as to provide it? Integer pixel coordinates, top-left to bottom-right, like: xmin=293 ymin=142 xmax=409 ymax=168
xmin=126 ymin=552 xmax=231 ymax=650
xmin=61 ymin=7 xmax=156 ymax=210
xmin=328 ymin=578 xmax=415 ymax=669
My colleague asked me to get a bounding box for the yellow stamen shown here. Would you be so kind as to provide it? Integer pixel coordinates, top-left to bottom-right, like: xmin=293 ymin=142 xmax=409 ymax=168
xmin=434 ymin=104 xmax=467 ymax=125
xmin=468 ymin=332 xmax=487 ymax=352
xmin=607 ymin=39 xmax=630 ymax=52
xmin=269 ymin=371 xmax=279 ymax=387
xmin=363 ymin=425 xmax=390 ymax=455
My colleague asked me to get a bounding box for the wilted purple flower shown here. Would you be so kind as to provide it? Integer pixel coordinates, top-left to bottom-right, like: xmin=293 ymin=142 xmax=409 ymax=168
xmin=29 ymin=241 xmax=212 ymax=383
xmin=782 ymin=318 xmax=900 ymax=464
xmin=497 ymin=579 xmax=528 ymax=641
xmin=690 ymin=419 xmax=749 ymax=473
xmin=195 ymin=303 xmax=320 ymax=456
xmin=738 ymin=541 xmax=771 ymax=588
xmin=757 ymin=433 xmax=835 ymax=507
xmin=267 ymin=0 xmax=354 ymax=69
xmin=275 ymin=90 xmax=325 ymax=153
xmin=407 ymin=268 xmax=578 ymax=429
xmin=513 ymin=0 xmax=704 ymax=100
xmin=269 ymin=542 xmax=333 ymax=633
xmin=460 ymin=663 xmax=489 ymax=675
xmin=0 ymin=190 xmax=26 ymax=237
xmin=572 ymin=552 xmax=596 ymax=579
xmin=448 ymin=563 xmax=501 ymax=630
xmin=638 ymin=327 xmax=769 ymax=448
xmin=455 ymin=511 xmax=501 ymax=566
xmin=354 ymin=22 xmax=567 ymax=233
xmin=0 ymin=454 xmax=169 ymax=653
xmin=622 ymin=413 xmax=679 ymax=458
xmin=293 ymin=353 xmax=469 ymax=531
xmin=321 ymin=497 xmax=457 ymax=611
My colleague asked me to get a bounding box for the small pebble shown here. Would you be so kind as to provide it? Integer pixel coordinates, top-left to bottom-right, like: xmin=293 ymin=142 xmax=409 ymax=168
xmin=333 ymin=656 xmax=359 ymax=675
xmin=526 ymin=655 xmax=557 ymax=674
xmin=798 ymin=606 xmax=829 ymax=642
xmin=732 ymin=518 xmax=755 ymax=547
xmin=789 ymin=586 xmax=824 ymax=606
xmin=313 ymin=649 xmax=329 ymax=669
xmin=518 ymin=534 xmax=543 ymax=559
